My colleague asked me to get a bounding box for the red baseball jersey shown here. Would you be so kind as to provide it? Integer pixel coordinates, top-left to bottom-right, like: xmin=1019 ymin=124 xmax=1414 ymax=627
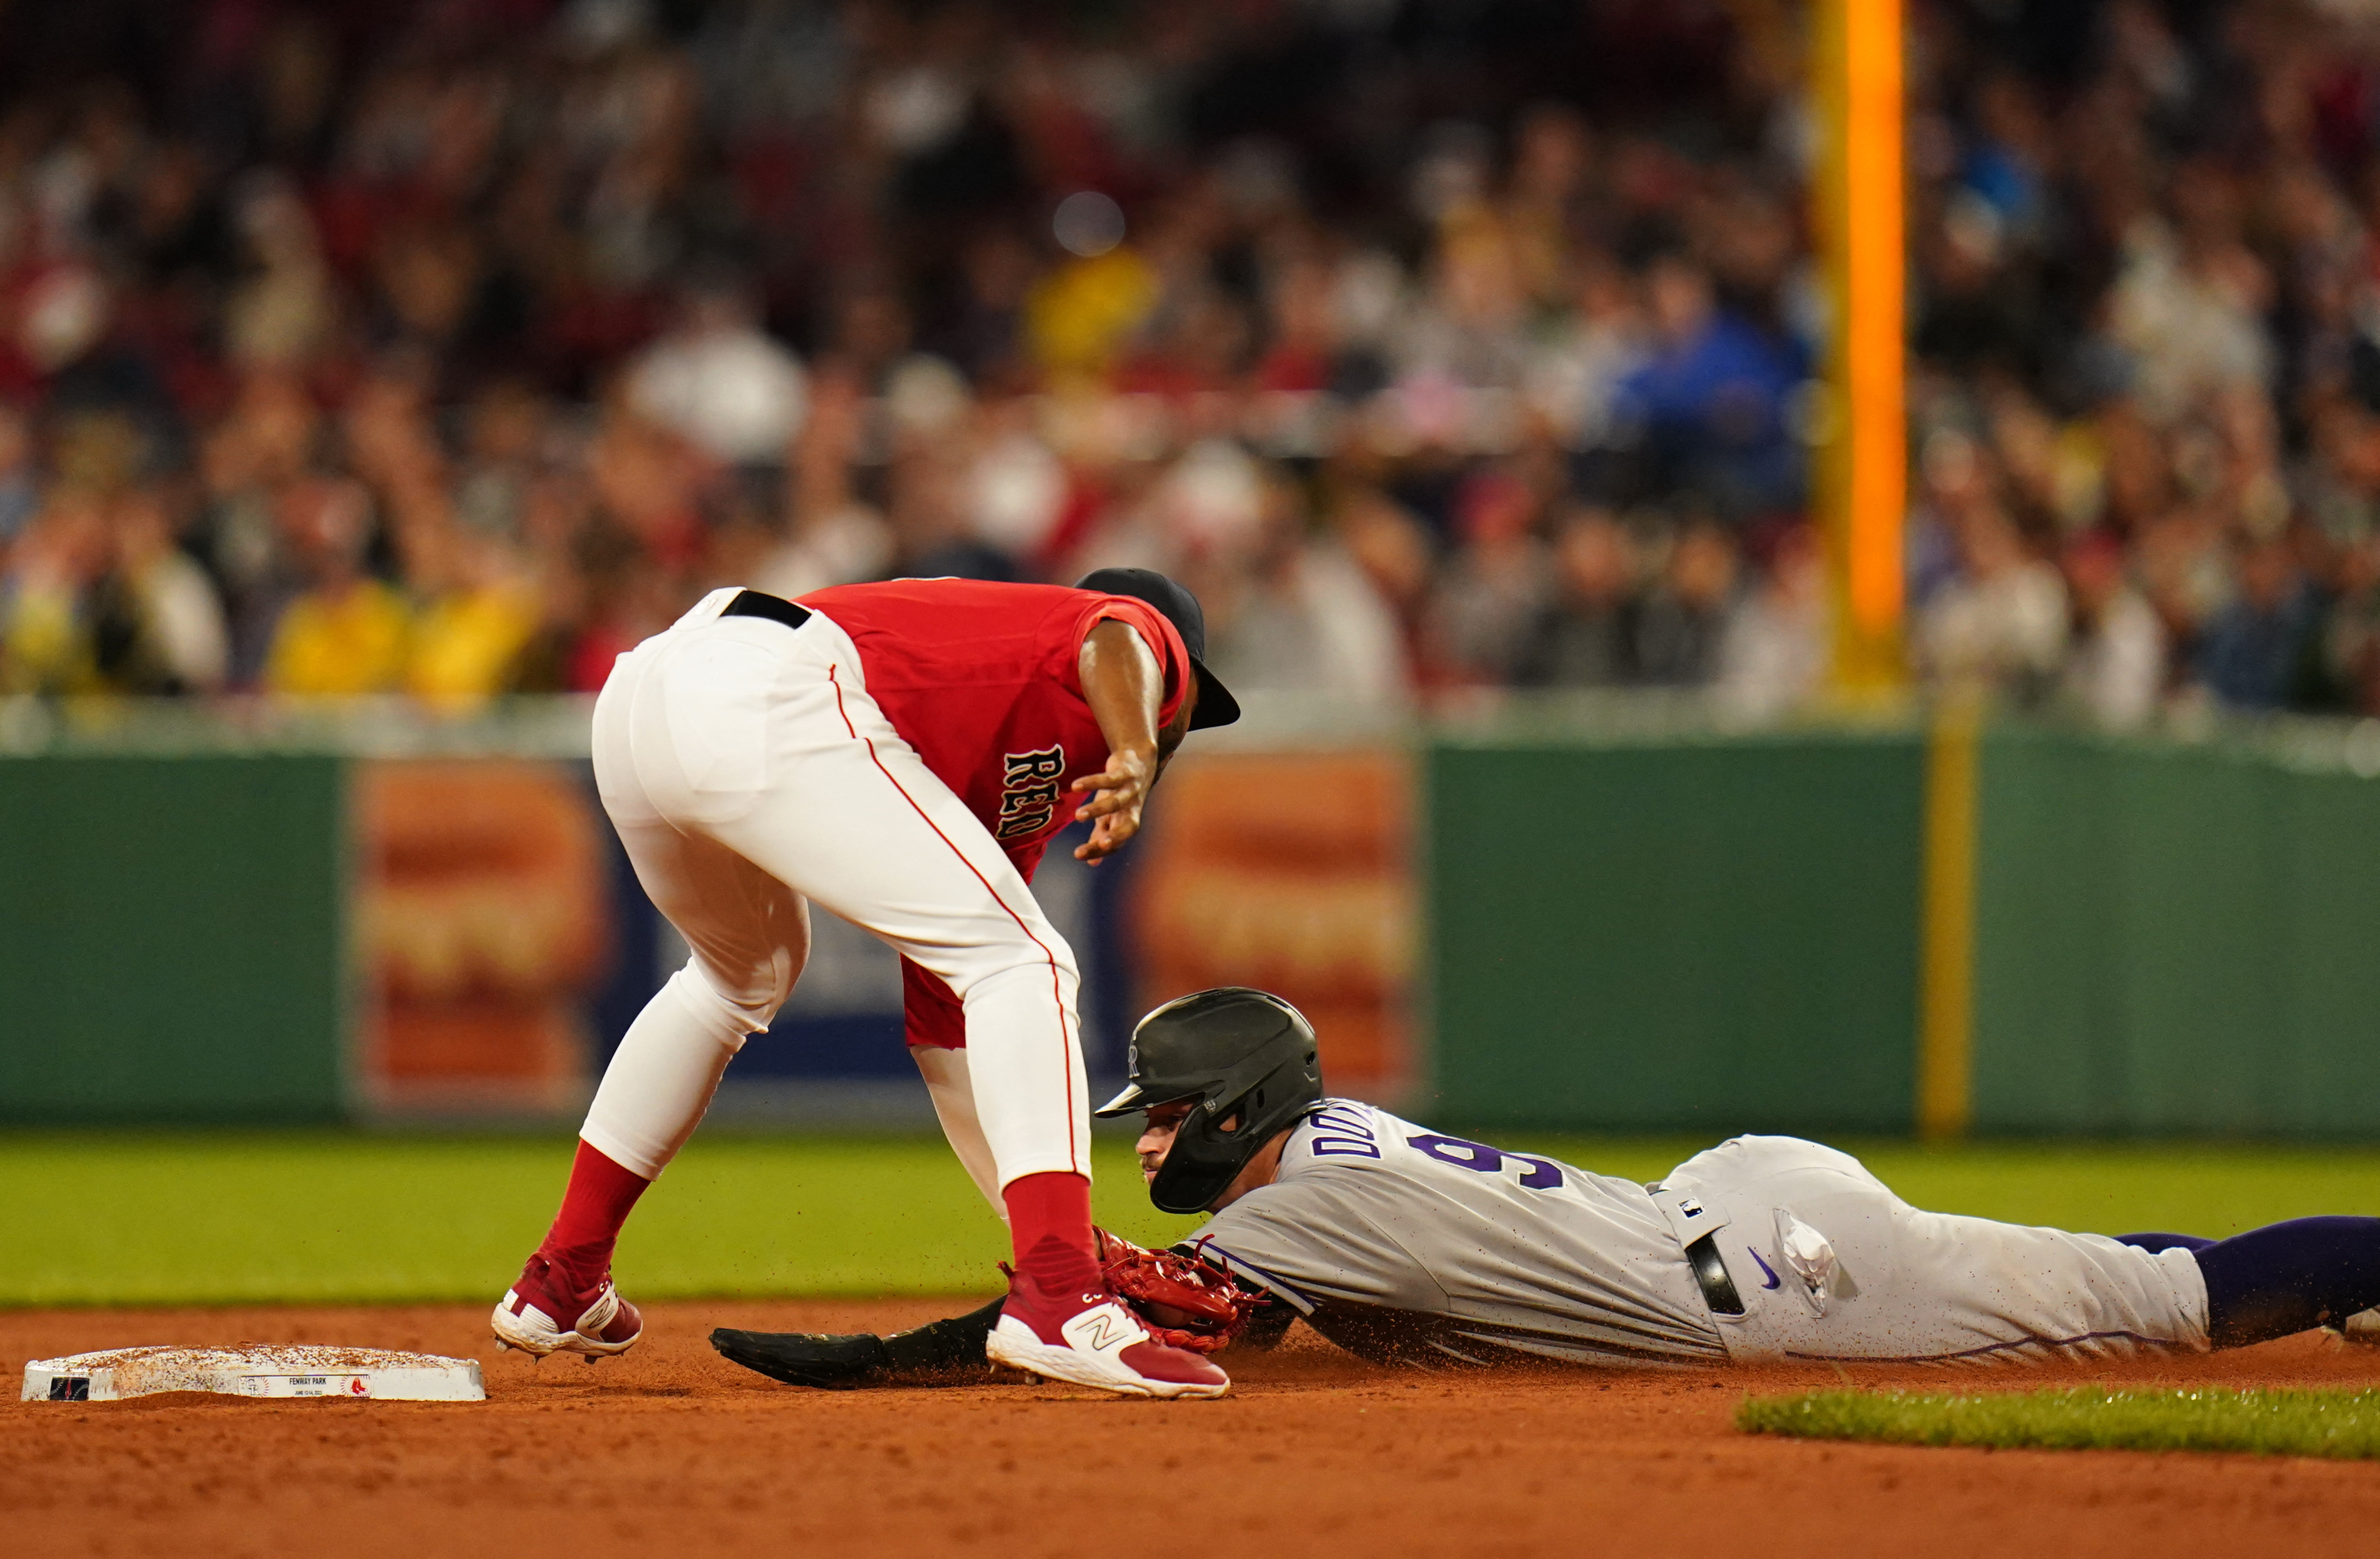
xmin=796 ymin=578 xmax=1190 ymax=1050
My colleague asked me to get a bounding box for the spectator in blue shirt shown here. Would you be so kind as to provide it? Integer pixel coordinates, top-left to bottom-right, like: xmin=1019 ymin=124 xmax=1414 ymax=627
xmin=1612 ymin=255 xmax=1807 ymax=521
xmin=2199 ymin=537 xmax=2322 ymax=709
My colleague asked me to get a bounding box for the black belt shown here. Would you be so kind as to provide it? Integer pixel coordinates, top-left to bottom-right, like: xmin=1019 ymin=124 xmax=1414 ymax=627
xmin=1686 ymin=1233 xmax=1744 ymax=1316
xmin=722 ymin=589 xmax=812 ymax=632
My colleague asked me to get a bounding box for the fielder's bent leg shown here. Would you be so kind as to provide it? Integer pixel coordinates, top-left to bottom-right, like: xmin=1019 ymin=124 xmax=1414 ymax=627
xmin=652 ymin=610 xmax=1221 ymax=1397
xmin=582 ymin=960 xmax=773 ymax=1175
xmin=660 ymin=616 xmax=1097 ymax=1197
xmin=584 ymin=635 xmax=811 ymax=1182
xmin=494 ymin=621 xmax=811 ymax=1360
xmin=913 ymin=1045 xmax=1004 ymax=1218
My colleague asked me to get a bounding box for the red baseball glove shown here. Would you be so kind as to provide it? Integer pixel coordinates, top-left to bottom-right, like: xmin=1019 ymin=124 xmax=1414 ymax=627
xmin=1096 ymin=1228 xmax=1266 ymax=1355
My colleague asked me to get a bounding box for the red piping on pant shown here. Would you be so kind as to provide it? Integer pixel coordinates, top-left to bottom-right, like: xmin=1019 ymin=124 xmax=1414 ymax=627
xmin=825 ymin=662 xmax=1080 ymax=1172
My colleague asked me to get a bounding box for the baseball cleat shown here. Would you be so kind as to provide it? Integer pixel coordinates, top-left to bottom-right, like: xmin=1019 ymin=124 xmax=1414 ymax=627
xmin=985 ymin=1270 xmax=1229 ymax=1400
xmin=490 ymin=1252 xmax=643 ymax=1360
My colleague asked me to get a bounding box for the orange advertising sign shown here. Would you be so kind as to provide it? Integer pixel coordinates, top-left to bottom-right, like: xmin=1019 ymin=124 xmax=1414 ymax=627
xmin=1129 ymin=750 xmax=1415 ymax=1104
xmin=353 ymin=761 xmax=606 ymax=1114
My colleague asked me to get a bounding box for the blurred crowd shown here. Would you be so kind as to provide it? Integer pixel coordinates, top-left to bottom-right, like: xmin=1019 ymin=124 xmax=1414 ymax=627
xmin=4 ymin=0 xmax=2380 ymax=725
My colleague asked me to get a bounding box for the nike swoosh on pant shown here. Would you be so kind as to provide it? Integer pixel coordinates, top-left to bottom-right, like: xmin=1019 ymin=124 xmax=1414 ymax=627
xmin=1747 ymin=1247 xmax=1782 ymax=1289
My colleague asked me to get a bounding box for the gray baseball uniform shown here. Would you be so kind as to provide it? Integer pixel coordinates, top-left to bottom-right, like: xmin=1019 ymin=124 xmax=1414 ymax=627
xmin=1188 ymin=1101 xmax=2211 ymax=1369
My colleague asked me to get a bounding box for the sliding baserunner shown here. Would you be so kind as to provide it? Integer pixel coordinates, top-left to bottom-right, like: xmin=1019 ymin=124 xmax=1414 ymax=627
xmin=715 ymin=989 xmax=2380 ymax=1384
xmin=497 ymin=571 xmax=1241 ymax=1400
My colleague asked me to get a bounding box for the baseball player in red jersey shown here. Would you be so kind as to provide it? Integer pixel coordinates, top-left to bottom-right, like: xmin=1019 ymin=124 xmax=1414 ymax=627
xmin=491 ymin=567 xmax=1240 ymax=1399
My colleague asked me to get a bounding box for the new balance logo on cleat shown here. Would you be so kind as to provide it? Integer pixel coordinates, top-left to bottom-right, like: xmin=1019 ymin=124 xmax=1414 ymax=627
xmin=1071 ymin=1309 xmax=1130 ymax=1352
xmin=986 ymin=1272 xmax=1230 ymax=1400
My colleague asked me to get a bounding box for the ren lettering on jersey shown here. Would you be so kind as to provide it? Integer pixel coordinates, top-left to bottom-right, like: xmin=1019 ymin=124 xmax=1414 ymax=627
xmin=995 ymin=745 xmax=1066 ymax=840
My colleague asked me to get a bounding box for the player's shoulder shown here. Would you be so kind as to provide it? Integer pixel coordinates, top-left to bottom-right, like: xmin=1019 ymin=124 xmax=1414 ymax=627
xmin=803 ymin=577 xmax=1087 ymax=611
xmin=799 ymin=579 xmax=1105 ymax=655
xmin=1284 ymin=1100 xmax=1584 ymax=1188
xmin=1280 ymin=1098 xmax=1410 ymax=1172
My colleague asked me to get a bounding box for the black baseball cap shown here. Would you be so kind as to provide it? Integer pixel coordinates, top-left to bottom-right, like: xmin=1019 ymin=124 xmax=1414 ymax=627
xmin=1074 ymin=567 xmax=1242 ymax=730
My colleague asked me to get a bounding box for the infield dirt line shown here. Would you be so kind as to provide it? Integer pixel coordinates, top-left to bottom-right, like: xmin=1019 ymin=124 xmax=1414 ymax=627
xmin=7 ymin=1301 xmax=2380 ymax=1558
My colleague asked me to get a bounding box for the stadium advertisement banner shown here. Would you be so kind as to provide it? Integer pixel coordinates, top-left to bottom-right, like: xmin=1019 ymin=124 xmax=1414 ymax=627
xmin=355 ymin=749 xmax=1424 ymax=1122
xmin=352 ymin=761 xmax=606 ymax=1117
xmin=1128 ymin=750 xmax=1417 ymax=1107
xmin=14 ymin=721 xmax=2380 ymax=1137
xmin=362 ymin=756 xmax=1162 ymax=1123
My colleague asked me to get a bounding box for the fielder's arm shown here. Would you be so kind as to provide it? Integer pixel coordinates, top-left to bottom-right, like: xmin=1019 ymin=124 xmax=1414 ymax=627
xmin=1071 ymin=618 xmax=1190 ymax=863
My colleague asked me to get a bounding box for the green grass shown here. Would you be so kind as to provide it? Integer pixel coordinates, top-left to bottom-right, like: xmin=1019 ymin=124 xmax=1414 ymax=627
xmin=8 ymin=1130 xmax=2380 ymax=1309
xmin=0 ymin=1131 xmax=1204 ymax=1308
xmin=1739 ymin=1387 xmax=2380 ymax=1460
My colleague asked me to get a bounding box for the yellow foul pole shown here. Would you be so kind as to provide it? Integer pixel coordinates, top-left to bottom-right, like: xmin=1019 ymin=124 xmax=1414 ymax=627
xmin=1815 ymin=0 xmax=1906 ymax=690
xmin=1817 ymin=1 xmax=1973 ymax=1138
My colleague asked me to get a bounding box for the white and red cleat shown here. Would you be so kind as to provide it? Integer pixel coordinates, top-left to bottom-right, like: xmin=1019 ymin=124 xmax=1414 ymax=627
xmin=985 ymin=1269 xmax=1230 ymax=1399
xmin=490 ymin=1253 xmax=643 ymax=1361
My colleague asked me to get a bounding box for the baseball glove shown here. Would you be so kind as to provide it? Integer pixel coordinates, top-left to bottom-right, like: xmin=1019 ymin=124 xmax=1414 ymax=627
xmin=1096 ymin=1228 xmax=1266 ymax=1354
xmin=711 ymin=1297 xmax=1004 ymax=1389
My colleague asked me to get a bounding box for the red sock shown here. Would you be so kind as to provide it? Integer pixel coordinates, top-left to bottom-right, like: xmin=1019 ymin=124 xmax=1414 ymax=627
xmin=537 ymin=1140 xmax=650 ymax=1288
xmin=1003 ymin=1171 xmax=1099 ymax=1296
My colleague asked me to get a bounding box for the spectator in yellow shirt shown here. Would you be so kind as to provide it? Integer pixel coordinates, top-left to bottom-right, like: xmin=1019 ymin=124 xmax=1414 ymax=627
xmin=263 ymin=479 xmax=410 ymax=696
xmin=0 ymin=492 xmax=109 ymax=695
xmin=406 ymin=528 xmax=541 ymax=710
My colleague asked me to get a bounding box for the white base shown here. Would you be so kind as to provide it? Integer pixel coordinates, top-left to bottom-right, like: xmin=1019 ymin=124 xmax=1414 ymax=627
xmin=22 ymin=1345 xmax=485 ymax=1403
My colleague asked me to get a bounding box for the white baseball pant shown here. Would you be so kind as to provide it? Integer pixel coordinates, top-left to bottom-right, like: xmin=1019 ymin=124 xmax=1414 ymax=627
xmin=1655 ymin=1136 xmax=2210 ymax=1365
xmin=581 ymin=587 xmax=1087 ymax=1208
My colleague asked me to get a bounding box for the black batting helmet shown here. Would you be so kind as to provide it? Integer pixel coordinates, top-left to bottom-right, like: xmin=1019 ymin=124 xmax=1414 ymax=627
xmin=1095 ymin=987 xmax=1322 ymax=1214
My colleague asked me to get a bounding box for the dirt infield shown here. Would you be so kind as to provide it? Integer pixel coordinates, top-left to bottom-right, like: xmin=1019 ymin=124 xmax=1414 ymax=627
xmin=9 ymin=1301 xmax=2380 ymax=1558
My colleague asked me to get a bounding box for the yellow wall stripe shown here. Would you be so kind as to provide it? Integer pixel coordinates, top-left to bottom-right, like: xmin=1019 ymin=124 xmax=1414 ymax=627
xmin=1916 ymin=697 xmax=1980 ymax=1139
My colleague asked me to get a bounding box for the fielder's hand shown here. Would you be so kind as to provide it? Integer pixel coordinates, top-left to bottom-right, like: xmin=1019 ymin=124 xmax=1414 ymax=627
xmin=1071 ymin=745 xmax=1156 ymax=862
xmin=1096 ymin=1228 xmax=1266 ymax=1353
xmin=1075 ymin=617 xmax=1180 ymax=865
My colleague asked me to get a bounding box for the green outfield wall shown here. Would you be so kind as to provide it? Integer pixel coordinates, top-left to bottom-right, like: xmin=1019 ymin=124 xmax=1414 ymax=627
xmin=0 ymin=754 xmax=347 ymax=1121
xmin=1970 ymin=728 xmax=2380 ymax=1137
xmin=1427 ymin=720 xmax=2380 ymax=1139
xmin=1428 ymin=728 xmax=1928 ymax=1134
xmin=11 ymin=707 xmax=2380 ymax=1136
